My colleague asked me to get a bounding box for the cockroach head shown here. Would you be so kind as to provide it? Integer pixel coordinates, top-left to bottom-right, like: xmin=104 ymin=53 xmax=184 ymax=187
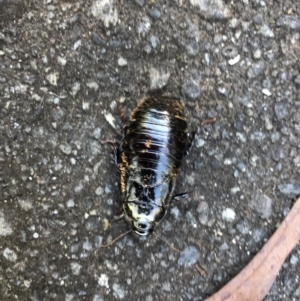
xmin=132 ymin=219 xmax=154 ymax=236
xmin=123 ymin=202 xmax=164 ymax=236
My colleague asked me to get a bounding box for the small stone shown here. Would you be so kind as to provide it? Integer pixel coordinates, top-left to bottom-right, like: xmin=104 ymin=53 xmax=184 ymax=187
xmin=195 ymin=137 xmax=205 ymax=148
xmin=149 ymin=67 xmax=170 ymax=90
xmin=91 ymin=0 xmax=118 ymax=27
xmin=213 ymin=35 xmax=223 ymax=44
xmin=18 ymin=199 xmax=33 ymax=211
xmin=137 ymin=16 xmax=151 ymax=37
xmin=236 ymin=132 xmax=246 ymax=143
xmin=253 ymin=14 xmax=264 ymax=25
xmin=32 ymin=93 xmax=42 ymax=101
xmin=247 ymin=60 xmax=265 ymax=78
xmin=149 ymin=68 xmax=170 ymax=90
xmin=250 ymin=155 xmax=259 ymax=166
xmin=228 ymin=54 xmax=240 ymax=65
xmin=185 ymin=39 xmax=199 ymax=56
xmin=250 ymin=193 xmax=273 ymax=219
xmin=189 ymin=0 xmax=231 ymax=20
xmin=272 ymin=148 xmax=286 ymax=162
xmin=263 ymin=79 xmax=272 ymax=90
xmin=182 ymin=70 xmax=201 ymax=100
xmin=295 ymin=74 xmax=300 ymax=85
xmin=241 ymin=96 xmax=253 ymax=108
xmin=3 ymin=247 xmax=17 ymax=262
xmin=278 ymin=183 xmax=300 ymax=198
xmin=277 ymin=15 xmax=300 ymax=30
xmin=182 ymin=82 xmax=200 ymax=100
xmin=253 ymin=49 xmax=262 ymax=59
xmin=52 ymin=108 xmax=64 ymax=121
xmin=259 ymin=24 xmax=274 ymax=37
xmin=271 ymin=132 xmax=280 ymax=143
xmin=66 ymin=199 xmax=75 ymax=208
xmin=290 ymin=255 xmax=299 ymax=265
xmin=204 ymin=53 xmax=210 ymax=65
xmin=112 ymin=283 xmax=125 ymax=299
xmin=90 ymin=209 xmax=97 ymax=216
xmin=148 ymin=8 xmax=161 ymax=20
xmin=149 ymin=35 xmax=159 ymax=49
xmin=105 ymin=184 xmax=112 ymax=194
xmin=294 ymin=156 xmax=300 ymax=167
xmin=236 ymin=220 xmax=249 ymax=235
xmin=231 ymin=186 xmax=240 ymax=194
xmin=104 ymin=112 xmax=116 ymax=129
xmin=22 ymin=75 xmax=38 ymax=85
xmin=59 ymin=143 xmax=72 ymax=155
xmin=57 ymin=56 xmax=67 ymax=66
xmin=229 ymin=18 xmax=239 ymax=28
xmin=92 ymin=128 xmax=102 ymax=140
xmin=91 ymin=32 xmax=107 ymax=46
xmin=70 ymin=262 xmax=82 ymax=275
xmin=109 ymin=40 xmax=122 ymax=49
xmin=82 ymin=102 xmax=90 ymax=110
xmin=118 ymin=57 xmax=127 ymax=66
xmin=250 ymin=130 xmax=266 ymax=141
xmin=93 ymin=294 xmax=104 ymax=301
xmin=178 ymin=246 xmax=200 ymax=267
xmin=94 ymin=236 xmax=103 ymax=248
xmin=98 ymin=274 xmax=109 ymax=288
xmin=262 ymin=88 xmax=271 ymax=96
xmin=135 ymin=0 xmax=144 ymax=6
xmin=86 ymin=81 xmax=99 ymax=91
xmin=0 ymin=212 xmax=13 ymax=236
xmin=224 ymin=158 xmax=232 ymax=165
xmin=217 ymin=87 xmax=228 ymax=96
xmin=170 ymin=206 xmax=180 ymax=219
xmin=143 ymin=44 xmax=152 ymax=54
xmin=95 ymin=186 xmax=103 ymax=196
xmin=71 ymin=82 xmax=81 ymax=97
xmin=70 ymin=14 xmax=79 ymax=24
xmin=237 ymin=162 xmax=247 ymax=172
xmin=162 ymin=282 xmax=171 ymax=292
xmin=185 ymin=211 xmax=197 ymax=228
xmin=265 ymin=118 xmax=273 ymax=130
xmin=74 ymin=39 xmax=82 ymax=50
xmin=197 ymin=201 xmax=209 ymax=225
xmin=222 ymin=208 xmax=236 ymax=222
xmin=46 ymin=72 xmax=59 ymax=86
xmin=30 ymin=60 xmax=38 ymax=70
xmin=274 ymin=101 xmax=289 ymax=120
xmin=83 ymin=241 xmax=93 ymax=251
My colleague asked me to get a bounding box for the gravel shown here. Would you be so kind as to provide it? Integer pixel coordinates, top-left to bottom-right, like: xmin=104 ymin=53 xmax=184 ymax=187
xmin=0 ymin=0 xmax=299 ymax=300
xmin=178 ymin=246 xmax=200 ymax=267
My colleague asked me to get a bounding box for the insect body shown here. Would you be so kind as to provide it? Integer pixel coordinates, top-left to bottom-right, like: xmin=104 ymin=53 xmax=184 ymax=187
xmin=118 ymin=96 xmax=188 ymax=236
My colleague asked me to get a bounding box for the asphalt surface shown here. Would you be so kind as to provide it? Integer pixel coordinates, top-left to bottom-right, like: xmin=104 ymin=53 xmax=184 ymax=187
xmin=0 ymin=0 xmax=300 ymax=300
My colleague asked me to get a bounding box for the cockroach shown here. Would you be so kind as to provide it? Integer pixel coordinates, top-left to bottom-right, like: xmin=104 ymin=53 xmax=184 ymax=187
xmin=101 ymin=95 xmax=193 ymax=250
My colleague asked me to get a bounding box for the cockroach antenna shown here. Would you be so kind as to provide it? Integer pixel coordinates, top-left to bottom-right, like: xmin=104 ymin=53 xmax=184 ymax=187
xmin=101 ymin=229 xmax=132 ymax=248
xmin=153 ymin=231 xmax=182 ymax=253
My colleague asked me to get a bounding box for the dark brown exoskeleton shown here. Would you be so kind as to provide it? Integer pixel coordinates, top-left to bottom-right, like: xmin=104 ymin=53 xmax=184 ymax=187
xmin=102 ymin=96 xmax=193 ymax=248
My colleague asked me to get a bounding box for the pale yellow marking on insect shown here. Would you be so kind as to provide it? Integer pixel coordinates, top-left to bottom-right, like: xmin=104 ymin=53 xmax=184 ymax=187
xmin=144 ymin=139 xmax=151 ymax=148
xmin=120 ymin=153 xmax=129 ymax=193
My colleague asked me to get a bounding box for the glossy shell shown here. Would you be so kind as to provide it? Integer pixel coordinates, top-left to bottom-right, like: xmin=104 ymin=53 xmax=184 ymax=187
xmin=119 ymin=96 xmax=187 ymax=235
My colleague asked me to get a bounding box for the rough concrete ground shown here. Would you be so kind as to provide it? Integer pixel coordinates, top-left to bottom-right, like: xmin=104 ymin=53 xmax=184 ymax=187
xmin=0 ymin=0 xmax=300 ymax=300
